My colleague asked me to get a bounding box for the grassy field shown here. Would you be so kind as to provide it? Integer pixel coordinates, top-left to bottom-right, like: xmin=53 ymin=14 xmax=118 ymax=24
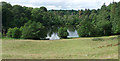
xmin=2 ymin=35 xmax=119 ymax=59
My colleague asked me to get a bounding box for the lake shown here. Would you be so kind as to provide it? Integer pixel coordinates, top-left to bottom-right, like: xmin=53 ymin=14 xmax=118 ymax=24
xmin=46 ymin=26 xmax=79 ymax=40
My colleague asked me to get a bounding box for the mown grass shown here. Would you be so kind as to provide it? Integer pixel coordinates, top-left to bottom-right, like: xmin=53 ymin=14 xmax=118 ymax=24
xmin=2 ymin=35 xmax=119 ymax=59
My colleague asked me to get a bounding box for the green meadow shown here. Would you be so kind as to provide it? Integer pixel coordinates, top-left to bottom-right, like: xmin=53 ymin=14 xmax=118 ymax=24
xmin=2 ymin=35 xmax=119 ymax=59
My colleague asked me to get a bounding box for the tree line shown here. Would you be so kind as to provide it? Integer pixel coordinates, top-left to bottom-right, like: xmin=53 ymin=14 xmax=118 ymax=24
xmin=1 ymin=1 xmax=120 ymax=39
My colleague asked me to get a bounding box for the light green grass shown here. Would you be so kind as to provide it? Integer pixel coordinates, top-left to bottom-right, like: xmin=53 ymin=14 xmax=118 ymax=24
xmin=2 ymin=35 xmax=119 ymax=59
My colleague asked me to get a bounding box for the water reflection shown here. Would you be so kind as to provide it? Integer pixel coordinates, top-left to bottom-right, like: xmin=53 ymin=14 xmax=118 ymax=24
xmin=46 ymin=33 xmax=60 ymax=40
xmin=67 ymin=29 xmax=79 ymax=38
xmin=46 ymin=26 xmax=79 ymax=40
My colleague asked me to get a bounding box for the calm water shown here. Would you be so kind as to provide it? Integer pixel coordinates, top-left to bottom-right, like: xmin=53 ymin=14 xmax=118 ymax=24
xmin=46 ymin=26 xmax=79 ymax=40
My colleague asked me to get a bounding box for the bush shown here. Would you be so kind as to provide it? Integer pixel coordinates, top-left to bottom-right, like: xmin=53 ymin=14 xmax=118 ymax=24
xmin=7 ymin=27 xmax=22 ymax=38
xmin=0 ymin=32 xmax=2 ymax=38
xmin=58 ymin=27 xmax=69 ymax=38
xmin=12 ymin=27 xmax=22 ymax=38
xmin=21 ymin=20 xmax=47 ymax=39
xmin=7 ymin=28 xmax=13 ymax=37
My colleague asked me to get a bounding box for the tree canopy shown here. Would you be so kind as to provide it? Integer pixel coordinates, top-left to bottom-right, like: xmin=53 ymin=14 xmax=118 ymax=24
xmin=2 ymin=1 xmax=120 ymax=39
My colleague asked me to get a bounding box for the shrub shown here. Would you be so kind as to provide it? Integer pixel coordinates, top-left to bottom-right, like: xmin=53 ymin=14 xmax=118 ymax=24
xmin=58 ymin=27 xmax=69 ymax=38
xmin=12 ymin=27 xmax=22 ymax=38
xmin=7 ymin=28 xmax=13 ymax=37
xmin=21 ymin=20 xmax=47 ymax=39
xmin=0 ymin=32 xmax=2 ymax=38
xmin=7 ymin=27 xmax=22 ymax=38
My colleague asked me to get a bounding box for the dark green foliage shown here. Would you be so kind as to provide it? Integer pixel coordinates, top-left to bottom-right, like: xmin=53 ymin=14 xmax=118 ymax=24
xmin=7 ymin=27 xmax=21 ymax=38
xmin=2 ymin=1 xmax=120 ymax=39
xmin=12 ymin=27 xmax=22 ymax=38
xmin=58 ymin=27 xmax=69 ymax=38
xmin=31 ymin=8 xmax=50 ymax=26
xmin=2 ymin=2 xmax=13 ymax=29
xmin=77 ymin=16 xmax=95 ymax=37
xmin=40 ymin=6 xmax=47 ymax=12
xmin=7 ymin=28 xmax=13 ymax=37
xmin=0 ymin=32 xmax=1 ymax=38
xmin=111 ymin=2 xmax=120 ymax=34
xmin=96 ymin=20 xmax=112 ymax=36
xmin=21 ymin=21 xmax=47 ymax=39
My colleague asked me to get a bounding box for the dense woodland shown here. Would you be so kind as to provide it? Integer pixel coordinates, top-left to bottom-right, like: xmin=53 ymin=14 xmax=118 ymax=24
xmin=1 ymin=1 xmax=120 ymax=39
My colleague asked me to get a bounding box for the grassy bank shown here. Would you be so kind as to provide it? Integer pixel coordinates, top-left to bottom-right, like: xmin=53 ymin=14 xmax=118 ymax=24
xmin=2 ymin=35 xmax=119 ymax=59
